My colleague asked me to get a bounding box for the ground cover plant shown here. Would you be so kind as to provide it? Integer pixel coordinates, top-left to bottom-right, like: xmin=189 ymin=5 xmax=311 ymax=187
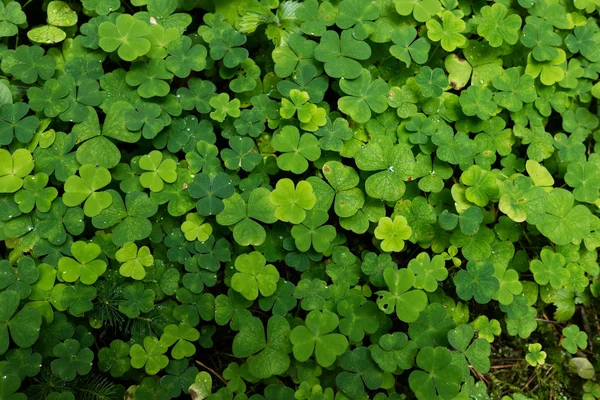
xmin=0 ymin=0 xmax=599 ymax=399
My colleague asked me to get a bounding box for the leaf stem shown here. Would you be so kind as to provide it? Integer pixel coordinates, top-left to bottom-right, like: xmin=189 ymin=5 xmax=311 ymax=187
xmin=196 ymin=360 xmax=228 ymax=386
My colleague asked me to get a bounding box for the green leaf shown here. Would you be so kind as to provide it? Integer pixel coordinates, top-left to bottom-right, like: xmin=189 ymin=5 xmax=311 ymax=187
xmin=130 ymin=336 xmax=169 ymax=375
xmin=98 ymin=14 xmax=151 ymax=61
xmin=271 ymin=126 xmax=320 ymax=174
xmin=426 ymin=11 xmax=466 ymax=51
xmin=314 ymin=30 xmax=371 ymax=79
xmin=475 ymin=3 xmax=521 ymax=47
xmin=231 ymin=251 xmax=279 ymax=300
xmin=51 ymin=339 xmax=94 ymax=381
xmin=376 ymin=266 xmax=427 ymax=322
xmin=408 ymin=347 xmax=462 ymax=400
xmin=374 ymin=216 xmax=412 ymax=252
xmin=561 ymin=325 xmax=588 ymax=354
xmin=269 ymin=178 xmax=316 ymax=224
xmin=338 ymin=69 xmax=388 ymax=123
xmin=454 ymin=261 xmax=500 ymax=304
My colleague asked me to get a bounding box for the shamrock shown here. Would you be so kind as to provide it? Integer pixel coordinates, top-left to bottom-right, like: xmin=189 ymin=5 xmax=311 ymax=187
xmin=26 ymin=77 xmax=70 ymax=119
xmin=355 ymin=138 xmax=416 ymax=201
xmin=529 ymin=248 xmax=570 ymax=289
xmin=63 ymin=164 xmax=113 ymax=217
xmin=0 ymin=149 xmax=34 ymax=193
xmin=98 ymin=340 xmax=131 ymax=378
xmin=124 ymin=101 xmax=165 ymax=140
xmin=231 ymin=251 xmax=279 ymax=300
xmin=390 ymin=26 xmax=431 ymax=67
xmin=535 ymin=188 xmax=592 ymax=246
xmin=376 ymin=267 xmax=427 ymax=322
xmin=294 ymin=278 xmax=332 ymax=311
xmin=460 ymin=165 xmax=499 ymax=207
xmin=188 ymin=172 xmax=234 ymax=216
xmin=36 ymin=198 xmax=84 ymax=246
xmin=0 ymin=290 xmax=42 ymax=355
xmin=565 ymin=24 xmax=600 ymax=62
xmin=296 ymin=0 xmax=336 ymax=37
xmin=338 ymin=69 xmax=388 ymax=123
xmin=209 ymin=28 xmax=248 ymax=68
xmin=475 ymin=3 xmax=522 ymax=47
xmin=525 ymin=343 xmax=546 ymax=366
xmin=0 ymin=103 xmax=39 ymax=145
xmin=232 ymin=315 xmax=291 ymax=378
xmin=335 ymin=0 xmax=380 ymax=40
xmin=119 ymin=282 xmax=155 ymax=318
xmin=471 ymin=316 xmax=502 ymax=343
xmin=564 ymin=161 xmax=600 ymax=203
xmin=58 ymin=241 xmax=106 ymax=285
xmin=210 ymin=93 xmax=241 ymax=122
xmin=13 ymin=173 xmax=58 ymax=213
xmin=374 ymin=216 xmax=412 ymax=252
xmin=271 ymin=125 xmax=321 ymax=174
xmin=426 ymin=11 xmax=466 ymax=52
xmin=336 ymin=295 xmax=379 ymax=342
xmin=314 ymin=116 xmax=352 ymax=152
xmin=126 ymin=59 xmax=174 ymax=98
xmin=165 ymin=36 xmax=207 ymax=78
xmin=160 ymin=322 xmax=200 ymax=360
xmin=116 ymin=242 xmax=154 ymax=280
xmin=448 ymin=324 xmax=491 ymax=374
xmin=525 ymin=49 xmax=566 ymax=86
xmin=139 ymin=151 xmax=177 ymax=192
xmin=408 ymin=252 xmax=448 ymax=292
xmin=130 ymin=336 xmax=169 ymax=375
xmin=177 ymin=79 xmax=217 ymax=114
xmin=269 ymin=178 xmax=316 ymax=224
xmin=0 ymin=1 xmax=26 ymax=37
xmin=180 ymin=213 xmax=212 ymax=242
xmin=272 ymin=33 xmax=318 ymax=78
xmin=98 ymin=14 xmax=151 ymax=61
xmin=415 ymin=67 xmax=448 ymax=98
xmin=314 ymin=30 xmax=371 ymax=79
xmin=492 ymin=68 xmax=537 ymax=112
xmin=290 ymin=310 xmax=349 ymax=368
xmin=291 ymin=210 xmax=336 ymax=253
xmin=216 ymin=188 xmax=277 ymax=246
xmin=370 ymin=332 xmax=418 ymax=373
xmin=520 ymin=17 xmax=561 ymax=62
xmin=335 ymin=347 xmax=384 ymax=398
xmin=279 ymin=89 xmax=326 ymax=132
xmin=6 ymin=45 xmax=56 ymax=84
xmin=51 ymin=339 xmax=94 ymax=381
xmin=459 ymin=86 xmax=497 ymax=120
xmin=561 ymin=325 xmax=588 ymax=354
xmin=408 ymin=347 xmax=462 ymax=399
xmin=92 ymin=190 xmax=158 ymax=246
xmin=454 ymin=261 xmax=500 ymax=304
xmin=221 ymin=136 xmax=261 ymax=172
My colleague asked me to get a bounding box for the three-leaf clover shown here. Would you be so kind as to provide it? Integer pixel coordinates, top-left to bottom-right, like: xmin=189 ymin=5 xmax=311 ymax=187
xmin=460 ymin=165 xmax=500 ymax=207
xmin=390 ymin=26 xmax=431 ymax=67
xmin=180 ymin=213 xmax=213 ymax=242
xmin=116 ymin=242 xmax=154 ymax=280
xmin=188 ymin=172 xmax=235 ymax=216
xmin=58 ymin=241 xmax=107 ymax=285
xmin=0 ymin=149 xmax=34 ymax=193
xmin=408 ymin=347 xmax=462 ymax=399
xmin=279 ymin=89 xmax=326 ymax=132
xmin=447 ymin=324 xmax=491 ymax=374
xmin=475 ymin=3 xmax=522 ymax=47
xmin=269 ymin=178 xmax=316 ymax=224
xmin=492 ymin=68 xmax=537 ymax=112
xmin=290 ymin=310 xmax=349 ymax=368
xmin=395 ymin=0 xmax=440 ymax=22
xmin=561 ymin=325 xmax=588 ymax=354
xmin=374 ymin=216 xmax=412 ymax=252
xmin=376 ymin=267 xmax=427 ymax=322
xmin=338 ymin=69 xmax=388 ymax=123
xmin=525 ymin=343 xmax=546 ymax=366
xmin=426 ymin=11 xmax=466 ymax=52
xmin=454 ymin=261 xmax=500 ymax=304
xmin=232 ymin=315 xmax=291 ymax=379
xmin=63 ymin=164 xmax=113 ymax=217
xmin=0 ymin=103 xmax=39 ymax=145
xmin=0 ymin=1 xmax=26 ymax=38
xmin=13 ymin=173 xmax=58 ymax=213
xmin=290 ymin=210 xmax=336 ymax=253
xmin=51 ymin=339 xmax=94 ymax=381
xmin=529 ymin=248 xmax=570 ymax=289
xmin=408 ymin=252 xmax=448 ymax=292
xmin=139 ymin=151 xmax=177 ymax=192
xmin=535 ymin=188 xmax=592 ymax=246
xmin=271 ymin=125 xmax=321 ymax=174
xmin=314 ymin=30 xmax=371 ymax=79
xmin=231 ymin=251 xmax=279 ymax=300
xmin=520 ymin=17 xmax=561 ymax=62
xmin=160 ymin=323 xmax=200 ymax=360
xmin=130 ymin=336 xmax=169 ymax=375
xmin=98 ymin=14 xmax=151 ymax=61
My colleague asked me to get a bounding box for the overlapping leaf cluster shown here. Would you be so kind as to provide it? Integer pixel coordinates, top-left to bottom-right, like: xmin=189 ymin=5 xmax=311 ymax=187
xmin=0 ymin=0 xmax=599 ymax=399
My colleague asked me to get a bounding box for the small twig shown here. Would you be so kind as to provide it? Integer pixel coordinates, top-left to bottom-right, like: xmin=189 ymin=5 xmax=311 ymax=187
xmin=490 ymin=364 xmax=517 ymax=369
xmin=521 ymin=369 xmax=537 ymax=391
xmin=196 ymin=360 xmax=228 ymax=386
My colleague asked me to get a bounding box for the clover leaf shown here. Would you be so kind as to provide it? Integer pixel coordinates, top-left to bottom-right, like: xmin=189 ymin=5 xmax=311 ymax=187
xmin=475 ymin=3 xmax=522 ymax=47
xmin=338 ymin=68 xmax=388 ymax=123
xmin=0 ymin=149 xmax=34 ymax=193
xmin=98 ymin=340 xmax=131 ymax=378
xmin=314 ymin=30 xmax=371 ymax=79
xmin=231 ymin=251 xmax=279 ymax=300
xmin=63 ymin=164 xmax=112 ymax=217
xmin=160 ymin=322 xmax=200 ymax=360
xmin=166 ymin=35 xmax=207 ymax=78
xmin=130 ymin=336 xmax=169 ymax=375
xmin=270 ymin=179 xmax=316 ymax=224
xmin=390 ymin=26 xmax=430 ymax=67
xmin=139 ymin=150 xmax=177 ymax=193
xmin=0 ymin=290 xmax=42 ymax=355
xmin=0 ymin=1 xmax=26 ymax=38
xmin=535 ymin=188 xmax=592 ymax=246
xmin=426 ymin=11 xmax=466 ymax=51
xmin=119 ymin=282 xmax=155 ymax=318
xmin=0 ymin=103 xmax=39 ymax=145
xmin=561 ymin=325 xmax=588 ymax=354
xmin=374 ymin=216 xmax=412 ymax=252
xmin=395 ymin=0 xmax=440 ymax=22
xmin=335 ymin=346 xmax=384 ymax=398
xmin=126 ymin=59 xmax=174 ymax=98
xmin=272 ymin=33 xmax=318 ymax=78
xmin=492 ymin=68 xmax=537 ymax=112
xmin=98 ymin=14 xmax=151 ymax=61
xmin=296 ymin=0 xmax=335 ymax=37
xmin=454 ymin=261 xmax=500 ymax=304
xmin=376 ymin=266 xmax=427 ymax=322
xmin=530 ymin=247 xmax=570 ymax=289
xmin=408 ymin=252 xmax=448 ymax=292
xmin=448 ymin=324 xmax=491 ymax=374
xmin=58 ymin=241 xmax=106 ymax=285
xmin=459 ymin=165 xmax=499 ymax=207
xmin=291 ymin=210 xmax=336 ymax=253
xmin=13 ymin=173 xmax=57 ymax=213
xmin=116 ymin=242 xmax=154 ymax=280
xmin=521 ymin=17 xmax=561 ymax=62
xmin=188 ymin=172 xmax=234 ymax=216
xmin=279 ymin=89 xmax=326 ymax=132
xmin=50 ymin=339 xmax=93 ymax=381
xmin=271 ymin=125 xmax=321 ymax=174
xmin=232 ymin=315 xmax=291 ymax=378
xmin=408 ymin=347 xmax=462 ymax=400
xmin=525 ymin=343 xmax=546 ymax=366
xmin=290 ymin=310 xmax=349 ymax=368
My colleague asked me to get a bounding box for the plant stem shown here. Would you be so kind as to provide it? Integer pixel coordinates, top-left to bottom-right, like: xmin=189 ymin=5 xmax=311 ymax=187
xmin=196 ymin=360 xmax=228 ymax=386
